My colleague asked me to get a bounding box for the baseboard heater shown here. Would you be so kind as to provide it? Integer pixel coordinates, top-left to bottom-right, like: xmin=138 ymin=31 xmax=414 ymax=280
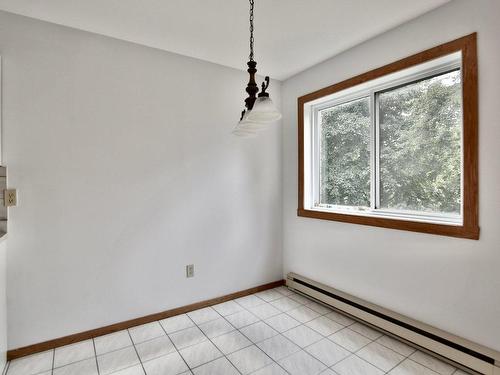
xmin=286 ymin=273 xmax=500 ymax=375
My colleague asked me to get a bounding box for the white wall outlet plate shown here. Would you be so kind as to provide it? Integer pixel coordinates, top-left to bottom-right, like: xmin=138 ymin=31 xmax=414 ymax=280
xmin=186 ymin=264 xmax=194 ymax=278
xmin=4 ymin=189 xmax=17 ymax=207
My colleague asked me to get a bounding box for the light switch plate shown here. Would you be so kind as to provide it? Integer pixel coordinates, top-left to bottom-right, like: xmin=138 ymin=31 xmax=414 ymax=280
xmin=4 ymin=189 xmax=17 ymax=207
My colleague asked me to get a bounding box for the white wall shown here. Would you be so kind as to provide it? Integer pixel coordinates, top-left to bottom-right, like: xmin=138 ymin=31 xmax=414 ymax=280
xmin=0 ymin=239 xmax=7 ymax=370
xmin=282 ymin=0 xmax=500 ymax=352
xmin=0 ymin=11 xmax=282 ymax=349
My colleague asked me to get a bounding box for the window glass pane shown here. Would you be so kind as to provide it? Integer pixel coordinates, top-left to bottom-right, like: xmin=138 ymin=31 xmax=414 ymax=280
xmin=378 ymin=70 xmax=462 ymax=214
xmin=319 ymin=97 xmax=371 ymax=208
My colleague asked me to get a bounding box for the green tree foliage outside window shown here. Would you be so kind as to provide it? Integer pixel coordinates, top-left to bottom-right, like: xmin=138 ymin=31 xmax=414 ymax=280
xmin=318 ymin=70 xmax=462 ymax=215
xmin=379 ymin=71 xmax=461 ymax=214
xmin=319 ymin=97 xmax=371 ymax=208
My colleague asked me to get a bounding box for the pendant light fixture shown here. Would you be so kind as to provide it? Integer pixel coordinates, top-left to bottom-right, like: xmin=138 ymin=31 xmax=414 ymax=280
xmin=232 ymin=0 xmax=281 ymax=137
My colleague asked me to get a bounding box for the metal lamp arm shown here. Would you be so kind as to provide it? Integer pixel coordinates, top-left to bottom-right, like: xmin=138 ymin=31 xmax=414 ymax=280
xmin=258 ymin=76 xmax=270 ymax=98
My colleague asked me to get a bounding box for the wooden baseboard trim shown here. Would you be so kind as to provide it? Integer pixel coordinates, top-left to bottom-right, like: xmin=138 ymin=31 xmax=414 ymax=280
xmin=7 ymin=279 xmax=285 ymax=361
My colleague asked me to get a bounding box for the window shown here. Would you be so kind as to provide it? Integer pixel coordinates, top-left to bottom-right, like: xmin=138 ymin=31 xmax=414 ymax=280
xmin=298 ymin=34 xmax=478 ymax=239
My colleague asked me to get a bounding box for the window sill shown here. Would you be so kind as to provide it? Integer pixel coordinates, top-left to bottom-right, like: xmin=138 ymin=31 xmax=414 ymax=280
xmin=311 ymin=205 xmax=462 ymax=226
xmin=297 ymin=208 xmax=479 ymax=240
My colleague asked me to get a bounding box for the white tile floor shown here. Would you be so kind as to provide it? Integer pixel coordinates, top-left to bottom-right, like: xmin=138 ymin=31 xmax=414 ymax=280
xmin=3 ymin=286 xmax=471 ymax=375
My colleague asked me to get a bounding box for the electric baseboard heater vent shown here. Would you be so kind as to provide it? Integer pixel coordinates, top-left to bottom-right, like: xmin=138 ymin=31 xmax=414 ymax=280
xmin=286 ymin=273 xmax=500 ymax=375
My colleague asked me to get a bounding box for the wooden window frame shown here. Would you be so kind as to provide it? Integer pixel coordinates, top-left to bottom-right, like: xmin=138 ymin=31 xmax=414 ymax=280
xmin=297 ymin=33 xmax=479 ymax=239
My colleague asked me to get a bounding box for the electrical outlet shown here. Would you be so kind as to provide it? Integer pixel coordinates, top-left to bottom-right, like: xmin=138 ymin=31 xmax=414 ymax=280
xmin=4 ymin=189 xmax=17 ymax=207
xmin=186 ymin=264 xmax=194 ymax=278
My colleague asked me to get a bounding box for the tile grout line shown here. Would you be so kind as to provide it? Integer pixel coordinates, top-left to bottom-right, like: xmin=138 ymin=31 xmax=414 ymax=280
xmin=126 ymin=330 xmax=147 ymax=375
xmin=248 ymin=289 xmax=365 ymax=373
xmin=383 ymin=355 xmax=412 ymax=374
xmin=50 ymin=356 xmax=102 ymax=373
xmin=92 ymin=339 xmax=101 ymax=375
xmin=308 ymin=324 xmax=378 ymax=374
xmin=412 ymin=352 xmax=460 ymax=374
xmin=240 ymin=295 xmax=297 ymax=375
xmin=239 ymin=290 xmax=337 ymax=372
xmin=197 ymin=305 xmax=256 ymax=371
xmin=184 ymin=310 xmax=243 ymax=374
xmin=338 ymin=333 xmax=429 ymax=375
xmin=373 ymin=339 xmax=455 ymax=375
xmin=403 ymin=357 xmax=449 ymax=375
xmin=374 ymin=337 xmax=417 ymax=359
xmin=157 ymin=316 xmax=193 ymax=374
xmin=338 ymin=333 xmax=381 ymax=371
xmin=229 ymin=294 xmax=292 ymax=375
xmin=244 ymin=288 xmax=354 ymax=373
xmin=94 ymin=350 xmax=148 ymax=375
xmin=218 ymin=301 xmax=283 ymax=375
xmin=201 ymin=291 xmax=290 ymax=373
xmin=320 ymin=317 xmax=416 ymax=373
xmin=298 ymin=326 xmax=362 ymax=371
xmin=269 ymin=322 xmax=354 ymax=372
xmin=2 ymin=362 xmax=9 ymax=375
xmin=379 ymin=340 xmax=420 ymax=374
xmin=51 ymin=349 xmax=55 ymax=375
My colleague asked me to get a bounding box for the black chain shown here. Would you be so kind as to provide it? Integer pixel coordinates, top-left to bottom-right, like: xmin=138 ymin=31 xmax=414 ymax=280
xmin=249 ymin=0 xmax=254 ymax=61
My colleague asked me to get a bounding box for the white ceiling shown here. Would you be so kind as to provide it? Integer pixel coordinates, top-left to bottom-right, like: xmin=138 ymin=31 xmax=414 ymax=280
xmin=0 ymin=0 xmax=451 ymax=80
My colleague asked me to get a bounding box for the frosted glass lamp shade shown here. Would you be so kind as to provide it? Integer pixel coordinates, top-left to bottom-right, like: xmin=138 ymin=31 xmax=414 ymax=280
xmin=246 ymin=97 xmax=282 ymax=123
xmin=232 ymin=123 xmax=257 ymax=137
xmin=232 ymin=112 xmax=257 ymax=137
